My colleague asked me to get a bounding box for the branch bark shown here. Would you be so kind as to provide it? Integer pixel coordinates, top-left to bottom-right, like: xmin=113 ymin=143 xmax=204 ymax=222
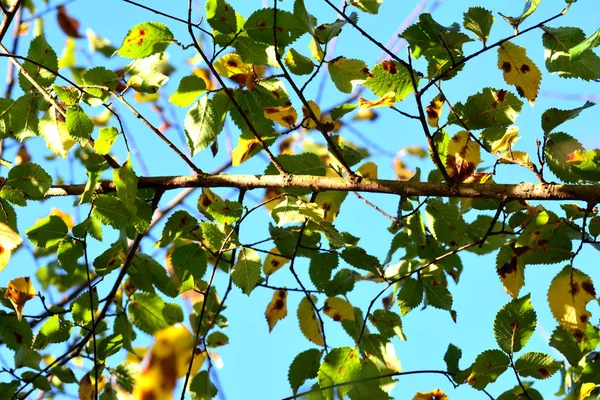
xmin=45 ymin=174 xmax=600 ymax=203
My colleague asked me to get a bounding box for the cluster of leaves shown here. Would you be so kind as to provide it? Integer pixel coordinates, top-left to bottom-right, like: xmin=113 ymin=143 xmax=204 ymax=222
xmin=0 ymin=0 xmax=599 ymax=399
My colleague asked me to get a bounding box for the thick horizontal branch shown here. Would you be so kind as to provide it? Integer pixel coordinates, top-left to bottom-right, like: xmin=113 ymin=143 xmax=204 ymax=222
xmin=45 ymin=174 xmax=600 ymax=203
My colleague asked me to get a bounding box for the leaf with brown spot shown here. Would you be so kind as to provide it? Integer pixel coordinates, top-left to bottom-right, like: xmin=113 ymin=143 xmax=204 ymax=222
xmin=263 ymin=105 xmax=298 ymax=128
xmin=426 ymin=94 xmax=444 ymax=127
xmin=323 ymin=297 xmax=355 ymax=322
xmin=56 ymin=5 xmax=82 ymax=38
xmin=356 ymin=162 xmax=378 ymax=180
xmin=412 ymin=389 xmax=449 ymax=400
xmin=496 ymin=244 xmax=526 ymax=298
xmin=498 ymin=42 xmax=542 ymax=106
xmin=358 ymin=92 xmax=396 ymax=109
xmin=514 ymin=351 xmax=561 ymax=380
xmin=548 ymin=265 xmax=596 ymax=336
xmin=263 ymin=248 xmax=290 ymax=276
xmin=445 ymin=131 xmax=482 ymax=181
xmin=5 ymin=277 xmax=35 ymax=321
xmin=265 ymin=289 xmax=288 ymax=332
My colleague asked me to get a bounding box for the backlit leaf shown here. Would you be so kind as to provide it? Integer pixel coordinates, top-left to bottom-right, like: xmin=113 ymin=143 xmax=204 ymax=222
xmin=18 ymin=35 xmax=58 ymax=92
xmin=231 ymin=248 xmax=262 ymax=295
xmin=116 ymin=22 xmax=175 ymax=58
xmin=6 ymin=162 xmax=52 ymax=200
xmin=323 ymin=297 xmax=354 ymax=322
xmin=26 ymin=215 xmax=68 ymax=248
xmin=5 ymin=277 xmax=35 ymax=321
xmin=449 ymin=88 xmax=523 ymax=130
xmin=493 ymin=294 xmax=537 ymax=354
xmin=38 ymin=106 xmax=76 ymax=158
xmin=265 ymin=289 xmax=288 ymax=332
xmin=297 ymin=295 xmax=324 ymax=346
xmin=288 ymin=348 xmax=323 ymax=395
xmin=65 ymin=105 xmax=94 ymax=139
xmin=499 ymin=0 xmax=540 ymax=29
xmin=463 ymin=7 xmax=494 ymax=44
xmin=263 ymin=248 xmax=290 ymax=276
xmin=244 ymin=8 xmax=307 ymax=47
xmin=169 ymin=75 xmax=207 ymax=108
xmin=445 ymin=131 xmax=481 ymax=181
xmin=264 ymin=105 xmax=298 ymax=128
xmin=364 ymin=60 xmax=413 ymax=100
xmin=349 ymin=0 xmax=384 ymax=14
xmin=317 ymin=347 xmax=362 ymax=400
xmin=184 ymin=94 xmax=228 ymax=156
xmin=328 ymin=57 xmax=369 ymax=94
xmin=284 ymin=48 xmax=314 ymax=75
xmin=548 ymin=265 xmax=596 ymax=338
xmin=498 ymin=42 xmax=542 ymax=105
xmin=542 ymin=27 xmax=600 ymax=81
xmin=514 ymin=351 xmax=561 ymax=379
xmin=541 ymin=101 xmax=595 ymax=134
xmin=466 ymin=350 xmax=510 ymax=390
xmin=570 ymin=28 xmax=600 ymax=62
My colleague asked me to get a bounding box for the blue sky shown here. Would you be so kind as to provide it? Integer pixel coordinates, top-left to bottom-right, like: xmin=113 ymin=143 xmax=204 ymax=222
xmin=1 ymin=0 xmax=600 ymax=399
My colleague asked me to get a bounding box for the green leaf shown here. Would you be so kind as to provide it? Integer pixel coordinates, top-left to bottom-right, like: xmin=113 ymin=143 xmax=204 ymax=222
xmin=265 ymin=153 xmax=326 ymax=176
xmin=116 ymin=22 xmax=175 ymax=58
xmin=589 ymin=216 xmax=600 ymax=238
xmin=128 ymin=253 xmax=178 ymax=298
xmin=448 ymin=88 xmax=523 ymax=130
xmin=11 ymin=94 xmax=39 ymax=141
xmin=570 ymin=28 xmax=600 ymax=62
xmin=72 ymin=216 xmax=103 ymax=242
xmin=244 ymin=9 xmax=307 ymax=47
xmin=549 ymin=325 xmax=582 ymax=366
xmin=309 ymin=252 xmax=339 ymax=291
xmin=66 ymin=105 xmax=94 ymax=139
xmin=97 ymin=334 xmax=123 ymax=360
xmin=157 ymin=211 xmax=198 ymax=247
xmin=314 ymin=17 xmax=352 ymax=44
xmin=184 ymin=94 xmax=228 ymax=156
xmin=543 ymin=27 xmax=600 ymax=81
xmin=113 ymin=155 xmax=138 ymax=211
xmin=369 ymin=309 xmax=406 ymax=341
xmin=232 ymin=36 xmax=272 ymax=66
xmin=71 ymin=289 xmax=99 ymax=325
xmin=82 ymin=67 xmax=119 ymax=106
xmin=169 ymin=75 xmax=207 ymax=108
xmin=497 ymin=386 xmax=543 ymax=400
xmin=466 ymin=350 xmax=510 ymax=390
xmin=499 ymin=0 xmax=541 ymax=28
xmin=325 ymin=269 xmax=357 ymax=297
xmin=425 ymin=199 xmax=473 ymax=247
xmin=94 ymin=126 xmax=120 ymax=155
xmin=53 ymin=85 xmax=79 ymax=107
xmin=0 ymin=312 xmax=33 ymax=349
xmin=87 ymin=29 xmax=117 ymax=57
xmin=170 ymin=243 xmax=207 ymax=285
xmin=288 ymin=348 xmax=323 ymax=395
xmin=21 ymin=371 xmax=51 ymax=391
xmin=463 ymin=7 xmax=494 ymax=44
xmin=331 ymin=103 xmax=358 ymax=120
xmin=494 ymin=294 xmax=537 ymax=354
xmin=6 ymin=163 xmax=52 ymax=199
xmin=349 ymin=0 xmax=384 ymax=14
xmin=231 ymin=248 xmax=262 ymax=295
xmin=328 ymin=57 xmax=369 ymax=94
xmin=205 ymin=0 xmax=237 ymax=34
xmin=15 ymin=347 xmax=41 ymax=370
xmin=33 ymin=315 xmax=71 ymax=350
xmin=284 ymin=48 xmax=314 ymax=75
xmin=444 ymin=343 xmax=462 ymax=377
xmin=57 ymin=238 xmax=84 ymax=274
xmin=51 ymin=365 xmax=78 ymax=384
xmin=229 ymin=86 xmax=284 ymax=134
xmin=293 ymin=0 xmax=317 ymax=35
xmin=92 ymin=195 xmax=136 ymax=229
xmin=39 ymin=106 xmax=76 ymax=158
xmin=514 ymin=351 xmax=561 ymax=379
xmin=544 ymin=132 xmax=586 ymax=182
xmin=93 ymin=241 xmax=126 ymax=276
xmin=127 ymin=292 xmax=178 ymax=335
xmin=26 ymin=215 xmax=68 ymax=248
xmin=396 ymin=277 xmax=423 ymax=316
xmin=18 ymin=35 xmax=58 ymax=92
xmin=341 ymin=247 xmax=379 ymax=274
xmin=541 ymin=101 xmax=595 ymax=134
xmin=207 ymin=199 xmax=243 ymax=225
xmin=125 ymin=53 xmax=170 ymax=93
xmin=422 ymin=275 xmax=453 ymax=311
xmin=400 ymin=13 xmax=466 ymax=59
xmin=190 ymin=370 xmax=218 ymax=400
xmin=363 ymin=60 xmax=413 ymax=100
xmin=317 ymin=347 xmax=362 ymax=400
xmin=206 ymin=331 xmax=229 ymax=348
xmin=201 ymin=221 xmax=238 ymax=251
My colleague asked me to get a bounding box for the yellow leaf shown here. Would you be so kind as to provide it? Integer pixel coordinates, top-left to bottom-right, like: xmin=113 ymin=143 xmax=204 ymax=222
xmin=263 ymin=248 xmax=289 ymax=276
xmin=264 ymin=106 xmax=298 ymax=128
xmin=213 ymin=53 xmax=253 ymax=77
xmin=197 ymin=188 xmax=223 ymax=218
xmin=0 ymin=222 xmax=22 ymax=272
xmin=500 ymin=150 xmax=531 ymax=165
xmin=579 ymin=383 xmax=597 ymax=400
xmin=426 ymin=94 xmax=444 ymax=128
xmin=302 ymin=100 xmax=321 ymax=129
xmin=358 ymin=92 xmax=396 ymax=109
xmin=497 ymin=257 xmax=524 ymax=299
xmin=265 ymin=289 xmax=288 ymax=332
xmin=78 ymin=370 xmax=106 ymax=400
xmin=446 ymin=131 xmax=482 ymax=182
xmin=39 ymin=106 xmax=76 ymax=159
xmin=323 ymin=297 xmax=355 ymax=321
xmin=491 ymin=126 xmax=520 ymax=154
xmin=353 ymin=108 xmax=378 ymax=121
xmin=297 ymin=296 xmax=324 ymax=346
xmin=498 ymin=42 xmax=542 ymax=106
xmin=356 ymin=161 xmax=378 ymax=180
xmin=133 ymin=325 xmax=204 ymax=400
xmin=5 ymin=277 xmax=35 ymax=321
xmin=548 ymin=265 xmax=596 ymax=338
xmin=413 ymin=389 xmax=448 ymax=400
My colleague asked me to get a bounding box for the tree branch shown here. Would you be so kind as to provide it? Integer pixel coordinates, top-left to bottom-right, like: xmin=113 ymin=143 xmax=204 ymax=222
xmin=44 ymin=174 xmax=600 ymax=203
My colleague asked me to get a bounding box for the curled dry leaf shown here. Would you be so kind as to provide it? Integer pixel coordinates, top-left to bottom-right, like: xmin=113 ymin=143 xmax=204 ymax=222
xmin=5 ymin=277 xmax=36 ymax=321
xmin=57 ymin=5 xmax=83 ymax=38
